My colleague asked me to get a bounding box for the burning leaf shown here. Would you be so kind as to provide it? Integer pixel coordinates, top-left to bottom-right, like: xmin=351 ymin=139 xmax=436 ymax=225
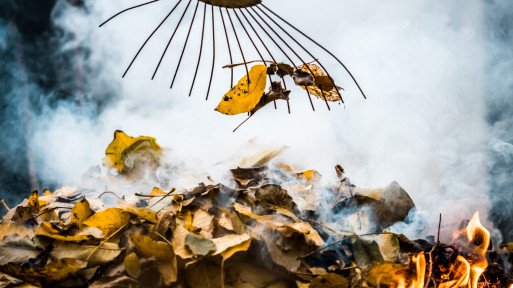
xmin=215 ymin=65 xmax=268 ymax=115
xmin=310 ymin=273 xmax=349 ymax=288
xmin=83 ymin=208 xmax=130 ymax=237
xmin=102 ymin=130 xmax=162 ymax=173
xmin=124 ymin=252 xmax=141 ymax=278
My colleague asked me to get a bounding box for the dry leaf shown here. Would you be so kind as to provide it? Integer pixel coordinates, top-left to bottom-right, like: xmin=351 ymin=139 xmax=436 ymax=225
xmin=0 ymin=221 xmax=34 ymax=241
xmin=51 ymin=242 xmax=122 ymax=267
xmin=130 ymin=234 xmax=175 ymax=261
xmin=0 ymin=234 xmax=40 ymax=265
xmin=123 ymin=207 xmax=158 ymax=224
xmin=185 ymin=234 xmax=216 ymax=256
xmin=298 ymin=64 xmax=342 ymax=102
xmin=69 ymin=197 xmax=93 ymax=225
xmin=102 ymin=130 xmax=162 ymax=172
xmin=83 ymin=208 xmax=129 ymax=237
xmin=215 ymin=65 xmax=268 ymax=115
xmin=124 ymin=252 xmax=141 ymax=278
xmin=310 ymin=273 xmax=349 ymax=288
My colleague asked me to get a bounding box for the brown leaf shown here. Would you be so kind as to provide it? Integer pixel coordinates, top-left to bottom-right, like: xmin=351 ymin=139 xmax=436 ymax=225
xmin=298 ymin=64 xmax=342 ymax=102
xmin=130 ymin=234 xmax=175 ymax=261
xmin=89 ymin=275 xmax=139 ymax=288
xmin=292 ymin=69 xmax=314 ymax=86
xmin=39 ymin=258 xmax=87 ymax=281
xmin=211 ymin=234 xmax=252 ymax=261
xmin=123 ymin=207 xmax=158 ymax=224
xmin=185 ymin=259 xmax=222 ymax=288
xmin=124 ymin=252 xmax=141 ymax=278
xmin=51 ymin=242 xmax=122 ymax=267
xmin=0 ymin=221 xmax=34 ymax=241
xmin=250 ymin=81 xmax=290 ymax=116
xmin=310 ymin=273 xmax=349 ymax=288
xmin=0 ymin=234 xmax=40 ymax=265
xmin=34 ymin=222 xmax=104 ymax=242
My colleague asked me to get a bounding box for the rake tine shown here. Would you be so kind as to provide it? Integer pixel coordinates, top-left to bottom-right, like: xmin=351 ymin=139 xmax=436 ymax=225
xmin=219 ymin=8 xmax=234 ymax=88
xmin=226 ymin=9 xmax=250 ymax=84
xmin=152 ymin=0 xmax=192 ymax=80
xmin=189 ymin=3 xmax=207 ymax=96
xmin=238 ymin=9 xmax=276 ymax=63
xmin=248 ymin=7 xmax=316 ymax=111
xmin=262 ymin=4 xmax=366 ymax=99
xmin=206 ymin=5 xmax=215 ymax=100
xmin=232 ymin=9 xmax=276 ymax=109
xmin=170 ymin=1 xmax=200 ymax=89
xmin=123 ymin=0 xmax=182 ymax=78
xmin=99 ymin=0 xmax=160 ymax=27
xmin=256 ymin=6 xmax=341 ymax=104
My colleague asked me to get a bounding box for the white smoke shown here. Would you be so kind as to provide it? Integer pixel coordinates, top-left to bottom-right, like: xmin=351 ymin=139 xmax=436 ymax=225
xmin=32 ymin=0 xmax=498 ymax=239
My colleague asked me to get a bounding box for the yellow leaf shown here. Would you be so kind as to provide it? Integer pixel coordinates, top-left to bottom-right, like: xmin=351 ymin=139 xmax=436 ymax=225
xmin=215 ymin=65 xmax=268 ymax=115
xmin=150 ymin=187 xmax=166 ymax=196
xmin=102 ymin=130 xmax=162 ymax=172
xmin=39 ymin=258 xmax=87 ymax=281
xmin=35 ymin=223 xmax=104 ymax=242
xmin=124 ymin=252 xmax=141 ymax=278
xmin=70 ymin=197 xmax=93 ymax=225
xmin=130 ymin=234 xmax=174 ymax=261
xmin=123 ymin=207 xmax=158 ymax=224
xmin=212 ymin=234 xmax=252 ymax=261
xmin=27 ymin=190 xmax=39 ymax=214
xmin=297 ymin=170 xmax=322 ymax=182
xmin=83 ymin=208 xmax=130 ymax=238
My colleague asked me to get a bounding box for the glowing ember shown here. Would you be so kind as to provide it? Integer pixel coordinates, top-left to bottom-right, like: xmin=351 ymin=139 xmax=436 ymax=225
xmin=439 ymin=255 xmax=471 ymax=288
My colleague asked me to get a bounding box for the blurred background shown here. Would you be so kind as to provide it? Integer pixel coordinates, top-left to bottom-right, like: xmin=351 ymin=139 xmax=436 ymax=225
xmin=0 ymin=0 xmax=512 ymax=241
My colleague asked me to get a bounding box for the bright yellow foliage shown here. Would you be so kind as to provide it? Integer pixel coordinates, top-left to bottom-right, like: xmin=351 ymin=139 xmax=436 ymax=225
xmin=102 ymin=130 xmax=161 ymax=172
xmin=70 ymin=197 xmax=93 ymax=225
xmin=215 ymin=65 xmax=268 ymax=115
xmin=82 ymin=208 xmax=130 ymax=237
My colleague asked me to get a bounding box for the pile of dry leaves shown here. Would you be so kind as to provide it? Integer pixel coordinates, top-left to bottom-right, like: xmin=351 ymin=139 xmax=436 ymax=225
xmin=0 ymin=131 xmax=512 ymax=288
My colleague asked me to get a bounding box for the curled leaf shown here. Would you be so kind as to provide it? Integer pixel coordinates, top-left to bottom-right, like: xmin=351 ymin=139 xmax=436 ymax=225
xmin=102 ymin=130 xmax=162 ymax=173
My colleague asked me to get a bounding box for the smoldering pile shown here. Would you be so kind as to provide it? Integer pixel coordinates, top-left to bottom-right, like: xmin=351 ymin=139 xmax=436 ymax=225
xmin=0 ymin=131 xmax=511 ymax=288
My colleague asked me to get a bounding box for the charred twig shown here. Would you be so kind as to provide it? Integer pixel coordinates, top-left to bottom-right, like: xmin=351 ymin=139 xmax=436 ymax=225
xmin=425 ymin=214 xmax=442 ymax=288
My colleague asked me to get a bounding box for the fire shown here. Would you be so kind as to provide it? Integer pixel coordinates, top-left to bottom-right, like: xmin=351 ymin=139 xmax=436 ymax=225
xmin=466 ymin=211 xmax=490 ymax=288
xmin=393 ymin=211 xmax=491 ymax=288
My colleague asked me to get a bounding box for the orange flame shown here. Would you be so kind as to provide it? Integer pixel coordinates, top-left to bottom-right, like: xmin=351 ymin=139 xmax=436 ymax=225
xmin=466 ymin=211 xmax=490 ymax=288
xmin=439 ymin=255 xmax=471 ymax=288
xmin=411 ymin=253 xmax=426 ymax=288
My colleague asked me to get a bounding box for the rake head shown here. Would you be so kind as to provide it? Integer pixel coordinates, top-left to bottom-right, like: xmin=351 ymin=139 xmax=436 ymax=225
xmin=100 ymin=0 xmax=366 ymax=113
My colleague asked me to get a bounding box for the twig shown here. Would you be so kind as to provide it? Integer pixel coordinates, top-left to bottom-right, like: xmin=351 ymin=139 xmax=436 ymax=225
xmin=149 ymin=188 xmax=176 ymax=209
xmin=86 ymin=222 xmax=128 ymax=262
xmin=99 ymin=191 xmax=122 ymax=200
xmin=425 ymin=214 xmax=442 ymax=288
xmin=0 ymin=199 xmax=10 ymax=211
xmin=222 ymin=59 xmax=273 ymax=69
